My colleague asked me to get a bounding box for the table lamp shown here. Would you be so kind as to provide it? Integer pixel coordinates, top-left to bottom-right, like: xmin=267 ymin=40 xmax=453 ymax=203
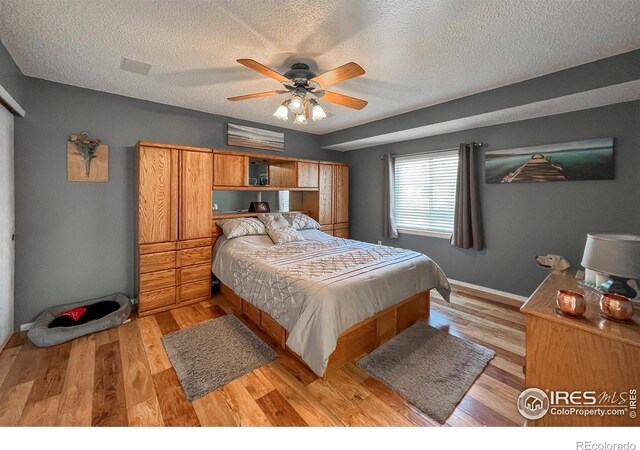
xmin=581 ymin=233 xmax=640 ymax=299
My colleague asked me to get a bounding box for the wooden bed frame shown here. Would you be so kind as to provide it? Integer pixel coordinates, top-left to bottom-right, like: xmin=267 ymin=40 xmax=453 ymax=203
xmin=220 ymin=283 xmax=430 ymax=376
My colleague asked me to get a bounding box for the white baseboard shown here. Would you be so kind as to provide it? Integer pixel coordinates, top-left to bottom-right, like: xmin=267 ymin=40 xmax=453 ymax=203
xmin=448 ymin=278 xmax=528 ymax=308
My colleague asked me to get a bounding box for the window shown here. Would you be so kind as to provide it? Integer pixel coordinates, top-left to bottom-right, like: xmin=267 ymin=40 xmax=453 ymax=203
xmin=394 ymin=151 xmax=458 ymax=237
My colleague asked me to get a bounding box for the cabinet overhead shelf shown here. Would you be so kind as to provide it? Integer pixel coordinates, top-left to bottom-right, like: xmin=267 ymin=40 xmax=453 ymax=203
xmin=212 ymin=185 xmax=318 ymax=191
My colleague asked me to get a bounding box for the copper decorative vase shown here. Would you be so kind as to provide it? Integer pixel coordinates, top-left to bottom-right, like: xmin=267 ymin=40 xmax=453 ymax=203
xmin=600 ymin=293 xmax=634 ymax=321
xmin=556 ymin=290 xmax=586 ymax=317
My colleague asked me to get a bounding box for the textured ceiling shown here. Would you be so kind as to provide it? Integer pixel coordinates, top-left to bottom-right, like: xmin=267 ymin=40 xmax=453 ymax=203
xmin=1 ymin=0 xmax=640 ymax=134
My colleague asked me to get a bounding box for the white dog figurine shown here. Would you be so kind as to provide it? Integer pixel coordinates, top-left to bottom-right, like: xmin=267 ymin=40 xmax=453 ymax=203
xmin=535 ymin=254 xmax=571 ymax=274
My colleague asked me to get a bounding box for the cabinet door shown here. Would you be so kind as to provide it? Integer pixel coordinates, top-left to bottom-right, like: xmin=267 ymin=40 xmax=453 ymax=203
xmin=138 ymin=146 xmax=178 ymax=244
xmin=333 ymin=165 xmax=349 ymax=225
xmin=297 ymin=162 xmax=319 ymax=188
xmin=180 ymin=151 xmax=213 ymax=240
xmin=213 ymin=154 xmax=246 ymax=186
xmin=318 ymin=164 xmax=333 ymax=225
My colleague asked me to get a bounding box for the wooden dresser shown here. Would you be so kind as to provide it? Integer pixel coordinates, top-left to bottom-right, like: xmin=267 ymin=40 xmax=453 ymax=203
xmin=521 ymin=273 xmax=640 ymax=426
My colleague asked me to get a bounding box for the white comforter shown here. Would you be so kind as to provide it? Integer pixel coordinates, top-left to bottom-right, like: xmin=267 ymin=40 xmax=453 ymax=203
xmin=212 ymin=230 xmax=450 ymax=375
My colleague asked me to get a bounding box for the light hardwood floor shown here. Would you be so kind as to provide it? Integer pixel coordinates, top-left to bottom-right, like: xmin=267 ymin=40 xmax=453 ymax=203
xmin=0 ymin=291 xmax=525 ymax=426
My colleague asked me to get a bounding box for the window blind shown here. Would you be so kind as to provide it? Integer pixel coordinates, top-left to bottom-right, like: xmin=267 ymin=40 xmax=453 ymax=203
xmin=394 ymin=150 xmax=459 ymax=235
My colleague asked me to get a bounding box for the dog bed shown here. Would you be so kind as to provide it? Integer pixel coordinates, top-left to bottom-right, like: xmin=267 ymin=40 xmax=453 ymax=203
xmin=27 ymin=293 xmax=132 ymax=347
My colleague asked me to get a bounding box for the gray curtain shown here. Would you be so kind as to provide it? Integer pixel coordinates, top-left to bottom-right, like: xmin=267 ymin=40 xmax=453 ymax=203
xmin=383 ymin=153 xmax=398 ymax=238
xmin=450 ymin=143 xmax=484 ymax=250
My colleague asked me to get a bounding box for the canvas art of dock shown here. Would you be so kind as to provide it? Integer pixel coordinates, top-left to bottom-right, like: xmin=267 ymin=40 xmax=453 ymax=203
xmin=484 ymin=137 xmax=614 ymax=184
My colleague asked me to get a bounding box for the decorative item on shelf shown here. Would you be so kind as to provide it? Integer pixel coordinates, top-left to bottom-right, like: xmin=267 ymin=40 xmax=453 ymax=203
xmin=485 ymin=137 xmax=614 ymax=184
xmin=581 ymin=233 xmax=640 ymax=299
xmin=259 ymin=174 xmax=269 ymax=186
xmin=599 ymin=293 xmax=634 ymax=322
xmin=227 ymin=123 xmax=284 ymax=152
xmin=555 ymin=289 xmax=586 ymax=318
xmin=67 ymin=132 xmax=109 ymax=182
xmin=248 ymin=202 xmax=270 ymax=213
xmin=248 ymin=177 xmax=258 ymax=186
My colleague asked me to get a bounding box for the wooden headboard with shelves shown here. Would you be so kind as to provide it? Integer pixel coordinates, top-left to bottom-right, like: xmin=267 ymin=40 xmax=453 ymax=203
xmin=206 ymin=146 xmax=350 ymax=242
xmin=135 ymin=140 xmax=349 ymax=316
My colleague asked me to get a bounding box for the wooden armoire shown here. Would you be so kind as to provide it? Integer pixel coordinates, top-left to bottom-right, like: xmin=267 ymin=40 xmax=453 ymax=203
xmin=295 ymin=163 xmax=349 ymax=237
xmin=136 ymin=142 xmax=213 ymax=316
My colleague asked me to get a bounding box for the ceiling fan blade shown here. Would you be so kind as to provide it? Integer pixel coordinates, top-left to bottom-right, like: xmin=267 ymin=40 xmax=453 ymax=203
xmin=305 ymin=101 xmax=310 ymax=119
xmin=320 ymin=91 xmax=368 ymax=110
xmin=227 ymin=90 xmax=285 ymax=101
xmin=310 ymin=62 xmax=365 ymax=88
xmin=236 ymin=59 xmax=289 ymax=83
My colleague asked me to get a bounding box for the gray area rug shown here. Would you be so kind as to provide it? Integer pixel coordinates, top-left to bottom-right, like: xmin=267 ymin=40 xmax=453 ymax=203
xmin=357 ymin=322 xmax=495 ymax=423
xmin=161 ymin=315 xmax=277 ymax=401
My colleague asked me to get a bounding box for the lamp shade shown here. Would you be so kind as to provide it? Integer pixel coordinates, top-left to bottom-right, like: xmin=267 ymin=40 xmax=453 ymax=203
xmin=581 ymin=233 xmax=640 ymax=279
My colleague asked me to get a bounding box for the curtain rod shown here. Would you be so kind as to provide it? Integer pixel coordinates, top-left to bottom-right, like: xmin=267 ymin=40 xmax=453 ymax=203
xmin=380 ymin=142 xmax=485 ymax=160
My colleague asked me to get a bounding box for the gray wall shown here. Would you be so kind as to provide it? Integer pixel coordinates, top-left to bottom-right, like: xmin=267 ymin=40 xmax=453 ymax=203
xmin=14 ymin=77 xmax=338 ymax=326
xmin=0 ymin=39 xmax=25 ymax=108
xmin=343 ymin=101 xmax=640 ymax=296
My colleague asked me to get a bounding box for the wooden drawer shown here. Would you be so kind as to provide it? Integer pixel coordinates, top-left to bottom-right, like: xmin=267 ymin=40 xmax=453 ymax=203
xmin=178 ymin=279 xmax=211 ymax=303
xmin=139 ymin=251 xmax=176 ymax=274
xmin=178 ymin=263 xmax=211 ymax=284
xmin=242 ymin=301 xmax=261 ymax=325
xmin=333 ymin=228 xmax=349 ymax=238
xmin=139 ymin=269 xmax=176 ymax=293
xmin=178 ymin=238 xmax=212 ymax=250
xmin=261 ymin=312 xmax=286 ymax=349
xmin=178 ymin=246 xmax=211 ymax=267
xmin=139 ymin=241 xmax=176 ymax=255
xmin=138 ymin=287 xmax=175 ymax=313
xmin=376 ymin=310 xmax=397 ymax=344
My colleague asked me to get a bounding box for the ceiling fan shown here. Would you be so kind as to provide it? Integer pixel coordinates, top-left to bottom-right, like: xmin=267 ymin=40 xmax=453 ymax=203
xmin=227 ymin=59 xmax=368 ymax=125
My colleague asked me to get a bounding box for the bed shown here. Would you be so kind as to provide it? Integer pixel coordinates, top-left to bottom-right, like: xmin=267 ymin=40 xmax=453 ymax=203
xmin=213 ymin=229 xmax=450 ymax=376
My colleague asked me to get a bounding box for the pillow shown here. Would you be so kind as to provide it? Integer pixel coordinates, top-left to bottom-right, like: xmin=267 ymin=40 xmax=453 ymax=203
xmin=218 ymin=218 xmax=267 ymax=239
xmin=284 ymin=212 xmax=321 ymax=230
xmin=268 ymin=227 xmax=305 ymax=245
xmin=257 ymin=213 xmax=289 ymax=230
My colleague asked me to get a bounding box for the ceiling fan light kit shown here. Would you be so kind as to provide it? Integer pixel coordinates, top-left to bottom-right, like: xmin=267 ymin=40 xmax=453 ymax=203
xmin=273 ymin=102 xmax=289 ymax=121
xmin=229 ymin=60 xmax=368 ymax=126
xmin=293 ymin=113 xmax=308 ymax=125
xmin=310 ymin=99 xmax=327 ymax=121
xmin=288 ymin=94 xmax=305 ymax=114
